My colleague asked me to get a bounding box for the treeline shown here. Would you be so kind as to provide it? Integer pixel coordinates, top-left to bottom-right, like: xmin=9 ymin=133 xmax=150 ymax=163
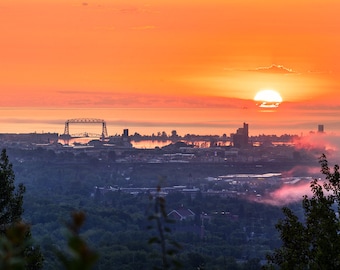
xmin=2 ymin=147 xmax=300 ymax=269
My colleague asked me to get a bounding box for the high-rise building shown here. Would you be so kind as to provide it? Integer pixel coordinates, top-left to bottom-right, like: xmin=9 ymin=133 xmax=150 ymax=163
xmin=318 ymin=125 xmax=324 ymax=133
xmin=231 ymin=123 xmax=249 ymax=148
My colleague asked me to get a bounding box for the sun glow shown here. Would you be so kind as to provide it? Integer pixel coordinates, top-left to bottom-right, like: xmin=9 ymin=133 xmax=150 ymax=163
xmin=254 ymin=89 xmax=283 ymax=108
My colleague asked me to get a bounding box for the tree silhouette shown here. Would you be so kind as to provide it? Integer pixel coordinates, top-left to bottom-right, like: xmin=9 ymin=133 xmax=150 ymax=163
xmin=0 ymin=149 xmax=25 ymax=231
xmin=148 ymin=185 xmax=182 ymax=270
xmin=0 ymin=149 xmax=43 ymax=269
xmin=266 ymin=154 xmax=340 ymax=269
xmin=57 ymin=211 xmax=98 ymax=270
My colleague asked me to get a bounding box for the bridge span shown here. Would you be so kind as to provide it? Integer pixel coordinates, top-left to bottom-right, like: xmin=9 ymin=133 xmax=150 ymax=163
xmin=62 ymin=118 xmax=108 ymax=139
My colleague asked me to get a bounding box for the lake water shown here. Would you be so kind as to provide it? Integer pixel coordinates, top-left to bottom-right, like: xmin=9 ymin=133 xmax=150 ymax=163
xmin=0 ymin=107 xmax=339 ymax=137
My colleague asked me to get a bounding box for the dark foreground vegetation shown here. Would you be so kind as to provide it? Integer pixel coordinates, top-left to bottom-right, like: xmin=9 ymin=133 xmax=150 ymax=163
xmin=265 ymin=154 xmax=340 ymax=269
xmin=1 ymin=147 xmax=339 ymax=269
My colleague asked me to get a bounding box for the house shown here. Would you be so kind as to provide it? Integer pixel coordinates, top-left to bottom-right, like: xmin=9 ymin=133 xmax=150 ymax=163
xmin=168 ymin=207 xmax=195 ymax=221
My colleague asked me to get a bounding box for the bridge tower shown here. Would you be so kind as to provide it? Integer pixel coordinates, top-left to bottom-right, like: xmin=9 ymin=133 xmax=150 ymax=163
xmin=64 ymin=121 xmax=70 ymax=136
xmin=101 ymin=121 xmax=108 ymax=140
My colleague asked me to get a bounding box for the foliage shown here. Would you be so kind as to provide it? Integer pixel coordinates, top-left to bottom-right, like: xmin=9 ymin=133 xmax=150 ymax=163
xmin=0 ymin=149 xmax=43 ymax=269
xmin=266 ymin=154 xmax=340 ymax=269
xmin=148 ymin=185 xmax=182 ymax=270
xmin=0 ymin=149 xmax=25 ymax=232
xmin=0 ymin=222 xmax=29 ymax=270
xmin=4 ymin=146 xmax=289 ymax=269
xmin=57 ymin=211 xmax=98 ymax=270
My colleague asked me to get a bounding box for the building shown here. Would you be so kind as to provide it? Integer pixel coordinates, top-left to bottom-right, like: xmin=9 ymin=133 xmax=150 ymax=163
xmin=168 ymin=207 xmax=195 ymax=221
xmin=231 ymin=123 xmax=249 ymax=148
xmin=318 ymin=125 xmax=324 ymax=133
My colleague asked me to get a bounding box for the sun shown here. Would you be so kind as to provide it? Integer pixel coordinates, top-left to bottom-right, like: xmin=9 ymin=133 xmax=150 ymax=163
xmin=254 ymin=89 xmax=283 ymax=108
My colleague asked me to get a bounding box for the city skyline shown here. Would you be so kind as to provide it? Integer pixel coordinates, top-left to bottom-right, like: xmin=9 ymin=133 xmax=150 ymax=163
xmin=1 ymin=1 xmax=340 ymax=135
xmin=0 ymin=107 xmax=334 ymax=137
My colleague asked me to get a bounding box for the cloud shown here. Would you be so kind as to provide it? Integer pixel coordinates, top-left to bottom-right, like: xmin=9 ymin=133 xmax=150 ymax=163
xmin=255 ymin=133 xmax=340 ymax=207
xmin=130 ymin=25 xmax=156 ymax=30
xmin=253 ymin=65 xmax=296 ymax=74
xmin=57 ymin=90 xmax=252 ymax=108
xmin=292 ymin=132 xmax=338 ymax=159
xmin=255 ymin=166 xmax=321 ymax=206
xmin=106 ymin=119 xmax=244 ymax=131
xmin=117 ymin=5 xmax=156 ymax=15
xmin=281 ymin=165 xmax=321 ymax=178
xmin=226 ymin=64 xmax=298 ymax=76
xmin=0 ymin=118 xmax=63 ymax=125
xmin=119 ymin=7 xmax=140 ymax=14
xmin=258 ymin=181 xmax=312 ymax=206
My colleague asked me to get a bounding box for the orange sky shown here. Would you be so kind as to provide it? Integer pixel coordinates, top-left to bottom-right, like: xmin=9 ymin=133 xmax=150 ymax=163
xmin=1 ymin=0 xmax=340 ymax=135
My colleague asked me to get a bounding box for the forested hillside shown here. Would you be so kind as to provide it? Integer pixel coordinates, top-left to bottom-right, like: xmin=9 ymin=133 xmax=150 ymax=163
xmin=4 ymin=147 xmax=303 ymax=269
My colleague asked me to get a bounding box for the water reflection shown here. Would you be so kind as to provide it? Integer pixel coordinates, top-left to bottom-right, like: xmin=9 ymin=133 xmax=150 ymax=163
xmin=58 ymin=137 xmax=292 ymax=149
xmin=131 ymin=140 xmax=231 ymax=149
xmin=131 ymin=140 xmax=172 ymax=149
xmin=57 ymin=138 xmax=230 ymax=149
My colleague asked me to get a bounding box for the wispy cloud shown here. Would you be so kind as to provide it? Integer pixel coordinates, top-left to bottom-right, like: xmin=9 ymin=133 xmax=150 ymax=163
xmin=293 ymin=133 xmax=338 ymax=159
xmin=130 ymin=25 xmax=156 ymax=30
xmin=252 ymin=64 xmax=296 ymax=74
xmin=0 ymin=118 xmax=64 ymax=125
xmin=255 ymin=165 xmax=322 ymax=206
xmin=106 ymin=119 xmax=245 ymax=131
xmin=226 ymin=64 xmax=297 ymax=74
xmin=259 ymin=181 xmax=313 ymax=206
xmin=57 ymin=90 xmax=252 ymax=108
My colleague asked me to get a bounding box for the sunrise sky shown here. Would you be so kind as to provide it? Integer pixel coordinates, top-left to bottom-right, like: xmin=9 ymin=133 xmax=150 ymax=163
xmin=1 ymin=0 xmax=340 ymax=135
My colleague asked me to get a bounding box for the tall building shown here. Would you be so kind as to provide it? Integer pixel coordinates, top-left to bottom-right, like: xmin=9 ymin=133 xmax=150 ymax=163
xmin=123 ymin=129 xmax=129 ymax=137
xmin=318 ymin=125 xmax=324 ymax=133
xmin=231 ymin=123 xmax=249 ymax=148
